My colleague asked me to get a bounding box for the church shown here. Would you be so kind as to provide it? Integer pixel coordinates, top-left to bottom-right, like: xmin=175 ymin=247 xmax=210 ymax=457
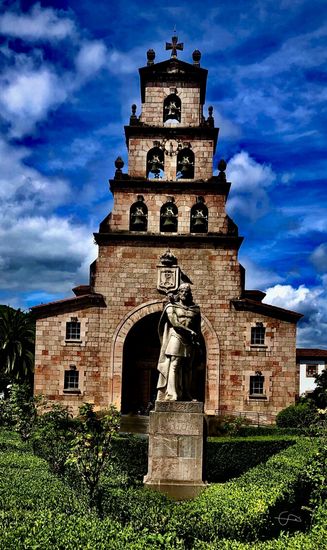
xmin=32 ymin=37 xmax=302 ymax=423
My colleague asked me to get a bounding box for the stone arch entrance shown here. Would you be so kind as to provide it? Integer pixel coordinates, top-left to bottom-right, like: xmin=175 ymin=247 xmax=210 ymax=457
xmin=121 ymin=312 xmax=161 ymax=414
xmin=111 ymin=300 xmax=220 ymax=414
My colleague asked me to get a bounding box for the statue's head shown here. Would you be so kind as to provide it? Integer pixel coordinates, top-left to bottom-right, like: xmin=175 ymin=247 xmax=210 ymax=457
xmin=178 ymin=283 xmax=193 ymax=305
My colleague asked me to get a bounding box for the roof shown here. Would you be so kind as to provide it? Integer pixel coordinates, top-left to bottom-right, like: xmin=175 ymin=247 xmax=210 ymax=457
xmin=31 ymin=292 xmax=106 ymax=318
xmin=296 ymin=348 xmax=327 ymax=358
xmin=139 ymin=57 xmax=208 ymax=104
xmin=231 ymin=297 xmax=303 ymax=323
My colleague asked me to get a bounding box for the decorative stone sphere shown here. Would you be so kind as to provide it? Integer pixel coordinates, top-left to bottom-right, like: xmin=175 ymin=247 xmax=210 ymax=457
xmin=218 ymin=159 xmax=227 ymax=172
xmin=115 ymin=156 xmax=124 ymax=171
xmin=192 ymin=50 xmax=201 ymax=64
xmin=147 ymin=49 xmax=155 ymax=63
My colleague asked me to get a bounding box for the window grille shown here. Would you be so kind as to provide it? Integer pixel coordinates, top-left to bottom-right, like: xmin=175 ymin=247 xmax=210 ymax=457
xmin=64 ymin=369 xmax=79 ymax=390
xmin=66 ymin=321 xmax=81 ymax=340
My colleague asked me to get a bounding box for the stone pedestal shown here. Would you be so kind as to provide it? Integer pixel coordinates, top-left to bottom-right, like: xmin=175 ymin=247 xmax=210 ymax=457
xmin=144 ymin=401 xmax=206 ymax=500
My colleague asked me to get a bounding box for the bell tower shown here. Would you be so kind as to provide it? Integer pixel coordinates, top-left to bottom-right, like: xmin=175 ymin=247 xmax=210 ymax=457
xmin=98 ymin=36 xmax=237 ymax=240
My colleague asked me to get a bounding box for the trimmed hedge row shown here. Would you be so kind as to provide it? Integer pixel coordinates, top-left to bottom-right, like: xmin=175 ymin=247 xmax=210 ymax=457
xmin=0 ymin=432 xmax=183 ymax=549
xmin=109 ymin=434 xmax=297 ymax=484
xmin=191 ymin=500 xmax=327 ymax=549
xmin=206 ymin=436 xmax=297 ymax=481
xmin=168 ymin=437 xmax=317 ymax=545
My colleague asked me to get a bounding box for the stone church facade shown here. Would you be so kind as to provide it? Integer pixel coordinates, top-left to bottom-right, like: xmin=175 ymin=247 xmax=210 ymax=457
xmin=32 ymin=40 xmax=302 ymax=422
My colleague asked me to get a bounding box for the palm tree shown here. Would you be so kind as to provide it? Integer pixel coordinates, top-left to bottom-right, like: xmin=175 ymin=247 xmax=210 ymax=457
xmin=0 ymin=306 xmax=35 ymax=385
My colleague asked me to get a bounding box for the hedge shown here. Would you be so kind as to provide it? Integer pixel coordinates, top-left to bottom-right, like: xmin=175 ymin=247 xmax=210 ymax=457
xmin=205 ymin=436 xmax=297 ymax=482
xmin=0 ymin=432 xmax=183 ymax=550
xmin=167 ymin=437 xmax=318 ymax=545
xmin=191 ymin=500 xmax=327 ymax=549
xmin=109 ymin=434 xmax=298 ymax=484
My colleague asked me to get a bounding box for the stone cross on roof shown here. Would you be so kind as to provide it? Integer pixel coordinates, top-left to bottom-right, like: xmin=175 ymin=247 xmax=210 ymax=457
xmin=166 ymin=35 xmax=184 ymax=58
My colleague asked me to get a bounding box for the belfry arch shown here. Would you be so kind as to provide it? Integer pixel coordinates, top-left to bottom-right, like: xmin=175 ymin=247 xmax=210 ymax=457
xmin=110 ymin=300 xmax=220 ymax=414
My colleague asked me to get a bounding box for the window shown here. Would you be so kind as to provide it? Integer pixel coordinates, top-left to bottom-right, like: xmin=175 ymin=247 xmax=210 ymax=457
xmin=249 ymin=374 xmax=265 ymax=397
xmin=176 ymin=146 xmax=194 ymax=179
xmin=163 ymin=93 xmax=181 ymax=123
xmin=306 ymin=364 xmax=318 ymax=377
xmin=190 ymin=197 xmax=208 ymax=233
xmin=64 ymin=368 xmax=79 ymax=390
xmin=146 ymin=146 xmax=165 ymax=179
xmin=160 ymin=198 xmax=178 ymax=232
xmin=66 ymin=319 xmax=81 ymax=340
xmin=130 ymin=195 xmax=148 ymax=231
xmin=251 ymin=325 xmax=265 ymax=345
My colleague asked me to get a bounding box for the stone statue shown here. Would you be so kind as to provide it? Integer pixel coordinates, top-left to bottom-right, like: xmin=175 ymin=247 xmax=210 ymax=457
xmin=156 ymin=283 xmax=201 ymax=401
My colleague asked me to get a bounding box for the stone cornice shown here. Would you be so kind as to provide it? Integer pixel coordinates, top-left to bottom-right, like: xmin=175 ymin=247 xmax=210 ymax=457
xmin=124 ymin=125 xmax=219 ymax=149
xmin=109 ymin=177 xmax=231 ymax=197
xmin=31 ymin=293 xmax=106 ymax=318
xmin=94 ymin=231 xmax=243 ymax=249
xmin=231 ymin=298 xmax=303 ymax=323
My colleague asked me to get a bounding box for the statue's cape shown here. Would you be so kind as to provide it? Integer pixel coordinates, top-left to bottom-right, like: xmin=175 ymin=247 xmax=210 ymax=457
xmin=156 ymin=302 xmax=200 ymax=390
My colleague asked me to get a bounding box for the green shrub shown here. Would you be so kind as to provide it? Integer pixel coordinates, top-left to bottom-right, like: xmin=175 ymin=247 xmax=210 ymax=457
xmin=110 ymin=435 xmax=148 ymax=485
xmin=0 ymin=399 xmax=13 ymax=428
xmin=168 ymin=438 xmax=318 ymax=545
xmin=276 ymin=403 xmax=318 ymax=428
xmin=236 ymin=426 xmax=303 ymax=437
xmin=9 ymin=384 xmax=38 ymax=441
xmin=206 ymin=415 xmax=251 ymax=437
xmin=205 ymin=436 xmax=297 ymax=482
xmin=31 ymin=403 xmax=77 ymax=476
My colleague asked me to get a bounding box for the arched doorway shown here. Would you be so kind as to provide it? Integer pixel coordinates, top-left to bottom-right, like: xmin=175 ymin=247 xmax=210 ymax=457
xmin=121 ymin=311 xmax=206 ymax=414
xmin=121 ymin=312 xmax=160 ymax=414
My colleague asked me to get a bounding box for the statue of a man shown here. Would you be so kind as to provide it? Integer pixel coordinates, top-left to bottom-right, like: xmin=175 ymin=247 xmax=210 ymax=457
xmin=156 ymin=283 xmax=201 ymax=401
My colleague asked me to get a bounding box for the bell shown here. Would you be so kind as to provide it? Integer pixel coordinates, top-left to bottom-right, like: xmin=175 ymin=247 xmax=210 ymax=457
xmin=193 ymin=216 xmax=206 ymax=228
xmin=162 ymin=216 xmax=176 ymax=228
xmin=131 ymin=215 xmax=145 ymax=229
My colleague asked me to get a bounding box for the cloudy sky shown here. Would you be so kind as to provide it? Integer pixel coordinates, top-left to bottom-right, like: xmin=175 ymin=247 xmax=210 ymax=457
xmin=0 ymin=0 xmax=326 ymax=348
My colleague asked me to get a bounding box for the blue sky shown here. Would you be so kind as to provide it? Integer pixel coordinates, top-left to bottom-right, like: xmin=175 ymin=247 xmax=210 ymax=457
xmin=0 ymin=0 xmax=326 ymax=348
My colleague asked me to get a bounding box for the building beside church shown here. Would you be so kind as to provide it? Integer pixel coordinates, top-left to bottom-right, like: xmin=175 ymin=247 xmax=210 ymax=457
xmin=32 ymin=38 xmax=303 ymax=422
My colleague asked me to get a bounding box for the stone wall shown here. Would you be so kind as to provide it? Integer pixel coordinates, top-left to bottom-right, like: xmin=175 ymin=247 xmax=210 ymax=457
xmin=108 ymin=188 xmax=228 ymax=233
xmin=34 ymin=240 xmax=297 ymax=419
xmin=140 ymin=84 xmax=202 ymax=126
xmin=128 ymin=136 xmax=214 ymax=180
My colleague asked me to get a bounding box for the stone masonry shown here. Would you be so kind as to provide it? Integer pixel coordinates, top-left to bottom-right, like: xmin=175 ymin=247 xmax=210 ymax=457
xmin=32 ymin=42 xmax=302 ymax=422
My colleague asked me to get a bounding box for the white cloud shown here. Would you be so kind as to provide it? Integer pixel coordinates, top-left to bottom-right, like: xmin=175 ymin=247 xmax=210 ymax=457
xmin=0 ymin=138 xmax=69 ymax=213
xmin=264 ymin=284 xmax=312 ymax=311
xmin=0 ymin=216 xmax=96 ymax=293
xmin=280 ymin=206 xmax=327 ymax=236
xmin=76 ymin=41 xmax=107 ymax=77
xmin=227 ymin=151 xmax=276 ymax=192
xmin=0 ymin=4 xmax=76 ymax=42
xmin=0 ymin=68 xmax=69 ymax=136
xmin=0 ymin=138 xmax=95 ymax=298
xmin=214 ymin=111 xmax=241 ymax=139
xmin=226 ymin=151 xmax=277 ymax=221
xmin=264 ymin=282 xmax=327 ymax=348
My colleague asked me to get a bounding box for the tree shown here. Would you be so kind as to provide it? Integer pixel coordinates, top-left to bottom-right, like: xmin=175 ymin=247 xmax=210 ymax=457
xmin=311 ymin=369 xmax=327 ymax=409
xmin=66 ymin=403 xmax=120 ymax=513
xmin=0 ymin=305 xmax=35 ymax=386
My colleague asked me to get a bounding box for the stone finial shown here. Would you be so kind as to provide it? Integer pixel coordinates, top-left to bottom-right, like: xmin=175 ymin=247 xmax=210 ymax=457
xmin=207 ymin=105 xmax=214 ymax=127
xmin=217 ymin=159 xmax=227 ymax=181
xmin=130 ymin=104 xmax=138 ymax=125
xmin=192 ymin=49 xmax=201 ymax=65
xmin=114 ymin=156 xmax=124 ymax=179
xmin=147 ymin=49 xmax=155 ymax=65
